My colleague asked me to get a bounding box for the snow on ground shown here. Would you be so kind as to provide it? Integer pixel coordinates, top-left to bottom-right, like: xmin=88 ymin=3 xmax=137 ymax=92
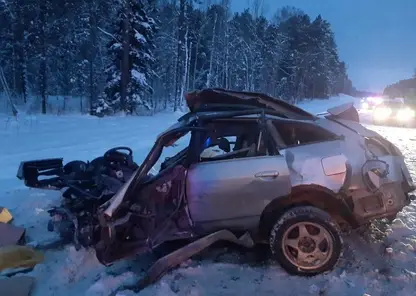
xmin=2 ymin=94 xmax=416 ymax=296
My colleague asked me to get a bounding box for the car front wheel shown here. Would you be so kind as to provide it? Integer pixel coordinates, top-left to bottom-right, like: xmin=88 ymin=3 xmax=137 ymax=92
xmin=269 ymin=206 xmax=342 ymax=276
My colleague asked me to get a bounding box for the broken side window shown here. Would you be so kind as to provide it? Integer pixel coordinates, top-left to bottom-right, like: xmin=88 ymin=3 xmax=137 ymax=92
xmin=273 ymin=121 xmax=338 ymax=147
xmin=153 ymin=131 xmax=192 ymax=174
xmin=197 ymin=119 xmax=272 ymax=162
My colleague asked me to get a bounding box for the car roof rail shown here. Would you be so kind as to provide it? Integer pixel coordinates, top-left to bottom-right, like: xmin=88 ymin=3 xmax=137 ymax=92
xmin=177 ymin=105 xmax=303 ymax=124
xmin=193 ymin=103 xmax=264 ymax=112
xmin=177 ymin=104 xmax=267 ymax=122
xmin=197 ymin=108 xmax=290 ymax=120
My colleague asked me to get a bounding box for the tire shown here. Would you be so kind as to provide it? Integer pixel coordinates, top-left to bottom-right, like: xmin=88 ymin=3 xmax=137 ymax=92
xmin=269 ymin=206 xmax=342 ymax=276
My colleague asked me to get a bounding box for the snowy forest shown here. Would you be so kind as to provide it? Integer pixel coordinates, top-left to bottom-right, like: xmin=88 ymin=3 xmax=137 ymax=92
xmin=0 ymin=0 xmax=354 ymax=116
xmin=384 ymin=69 xmax=416 ymax=102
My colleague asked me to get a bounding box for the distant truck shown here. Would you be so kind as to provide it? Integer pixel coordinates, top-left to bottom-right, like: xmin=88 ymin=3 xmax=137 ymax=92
xmin=372 ymin=97 xmax=415 ymax=127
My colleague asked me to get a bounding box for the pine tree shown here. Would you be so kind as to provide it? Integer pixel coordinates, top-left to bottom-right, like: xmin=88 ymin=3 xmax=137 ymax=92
xmin=98 ymin=0 xmax=157 ymax=115
xmin=0 ymin=1 xmax=355 ymax=115
xmin=276 ymin=14 xmax=312 ymax=101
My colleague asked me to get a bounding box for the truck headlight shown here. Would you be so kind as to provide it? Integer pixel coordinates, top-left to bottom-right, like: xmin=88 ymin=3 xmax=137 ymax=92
xmin=397 ymin=108 xmax=415 ymax=121
xmin=373 ymin=107 xmax=392 ymax=120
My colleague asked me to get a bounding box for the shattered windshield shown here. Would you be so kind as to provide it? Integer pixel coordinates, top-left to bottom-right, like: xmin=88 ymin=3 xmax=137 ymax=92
xmin=149 ymin=131 xmax=191 ymax=176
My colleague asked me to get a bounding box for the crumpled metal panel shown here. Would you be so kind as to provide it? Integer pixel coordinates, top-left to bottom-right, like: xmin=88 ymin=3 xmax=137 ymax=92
xmin=311 ymin=117 xmax=412 ymax=218
xmin=281 ymin=141 xmax=349 ymax=193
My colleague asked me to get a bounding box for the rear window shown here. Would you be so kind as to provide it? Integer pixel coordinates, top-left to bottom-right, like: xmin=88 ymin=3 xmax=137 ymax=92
xmin=273 ymin=121 xmax=338 ymax=147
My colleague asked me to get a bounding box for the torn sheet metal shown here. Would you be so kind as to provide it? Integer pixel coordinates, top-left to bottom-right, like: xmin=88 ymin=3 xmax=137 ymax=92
xmin=361 ymin=155 xmax=405 ymax=187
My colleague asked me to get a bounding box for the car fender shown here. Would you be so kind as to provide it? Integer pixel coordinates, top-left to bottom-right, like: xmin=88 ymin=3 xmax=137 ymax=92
xmin=258 ymin=184 xmax=357 ymax=239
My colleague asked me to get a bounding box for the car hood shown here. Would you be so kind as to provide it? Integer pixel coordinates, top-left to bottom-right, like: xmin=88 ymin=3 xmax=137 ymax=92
xmin=184 ymin=88 xmax=316 ymax=120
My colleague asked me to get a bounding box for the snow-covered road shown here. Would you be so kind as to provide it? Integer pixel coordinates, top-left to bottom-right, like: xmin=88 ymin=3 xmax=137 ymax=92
xmin=2 ymin=97 xmax=416 ymax=296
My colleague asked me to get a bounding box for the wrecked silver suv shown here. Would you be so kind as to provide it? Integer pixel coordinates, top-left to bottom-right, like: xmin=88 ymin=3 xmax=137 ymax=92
xmin=17 ymin=88 xmax=415 ymax=288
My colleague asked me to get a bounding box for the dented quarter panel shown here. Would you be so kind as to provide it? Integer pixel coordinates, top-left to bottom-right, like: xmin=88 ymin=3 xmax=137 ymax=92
xmin=314 ymin=117 xmax=413 ymax=220
xmin=315 ymin=117 xmax=412 ymax=187
xmin=314 ymin=118 xmax=380 ymax=190
xmin=281 ymin=140 xmax=349 ymax=192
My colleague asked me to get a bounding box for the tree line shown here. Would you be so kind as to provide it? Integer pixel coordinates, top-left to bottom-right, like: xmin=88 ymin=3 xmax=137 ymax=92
xmin=384 ymin=75 xmax=416 ymax=102
xmin=0 ymin=0 xmax=354 ymax=115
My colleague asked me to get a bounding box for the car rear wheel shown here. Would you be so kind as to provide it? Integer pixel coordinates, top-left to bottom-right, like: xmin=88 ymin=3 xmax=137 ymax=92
xmin=269 ymin=206 xmax=342 ymax=276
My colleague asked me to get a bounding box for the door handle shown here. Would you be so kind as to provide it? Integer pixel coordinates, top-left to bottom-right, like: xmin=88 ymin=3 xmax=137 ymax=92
xmin=255 ymin=171 xmax=279 ymax=178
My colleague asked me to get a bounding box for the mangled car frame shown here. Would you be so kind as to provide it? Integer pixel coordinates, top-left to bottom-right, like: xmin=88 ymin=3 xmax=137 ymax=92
xmin=17 ymin=88 xmax=415 ymax=285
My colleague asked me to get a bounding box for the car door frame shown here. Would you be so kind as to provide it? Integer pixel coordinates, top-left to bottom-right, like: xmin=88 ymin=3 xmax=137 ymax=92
xmin=185 ymin=115 xmax=292 ymax=234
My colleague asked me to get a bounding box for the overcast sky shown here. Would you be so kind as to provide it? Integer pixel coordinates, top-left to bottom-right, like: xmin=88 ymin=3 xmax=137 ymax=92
xmin=231 ymin=0 xmax=416 ymax=92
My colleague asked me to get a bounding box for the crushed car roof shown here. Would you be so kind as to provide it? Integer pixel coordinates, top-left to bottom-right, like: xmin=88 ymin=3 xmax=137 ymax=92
xmin=184 ymin=88 xmax=316 ymax=120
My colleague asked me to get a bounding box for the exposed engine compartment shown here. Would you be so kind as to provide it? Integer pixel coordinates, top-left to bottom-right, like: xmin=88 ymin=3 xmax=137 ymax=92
xmin=27 ymin=144 xmax=192 ymax=259
xmin=41 ymin=147 xmax=140 ymax=249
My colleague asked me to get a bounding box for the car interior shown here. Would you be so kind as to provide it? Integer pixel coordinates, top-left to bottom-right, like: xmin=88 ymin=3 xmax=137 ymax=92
xmin=198 ymin=120 xmax=275 ymax=162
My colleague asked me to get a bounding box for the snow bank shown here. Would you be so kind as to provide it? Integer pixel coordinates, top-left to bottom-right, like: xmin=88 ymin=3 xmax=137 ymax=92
xmin=1 ymin=95 xmax=416 ymax=296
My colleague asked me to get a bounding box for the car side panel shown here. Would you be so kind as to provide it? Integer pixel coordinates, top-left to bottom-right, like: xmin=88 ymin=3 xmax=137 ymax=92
xmin=186 ymin=156 xmax=291 ymax=232
xmin=280 ymin=140 xmax=352 ymax=193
